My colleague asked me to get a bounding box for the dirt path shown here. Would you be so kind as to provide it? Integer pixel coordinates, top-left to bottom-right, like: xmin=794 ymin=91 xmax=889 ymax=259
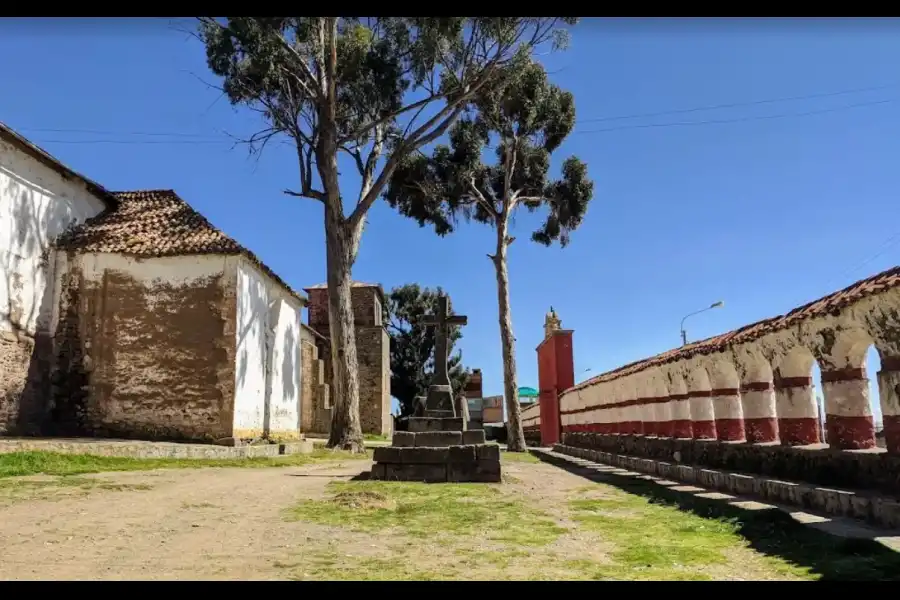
xmin=0 ymin=460 xmax=371 ymax=580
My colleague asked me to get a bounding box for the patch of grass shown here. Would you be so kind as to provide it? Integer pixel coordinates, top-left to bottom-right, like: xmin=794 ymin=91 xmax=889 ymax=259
xmin=501 ymin=450 xmax=540 ymax=464
xmin=288 ymin=480 xmax=565 ymax=547
xmin=0 ymin=448 xmax=370 ymax=479
xmin=569 ymin=491 xmax=806 ymax=580
xmin=0 ymin=476 xmax=153 ymax=503
xmin=559 ymin=464 xmax=900 ymax=581
xmin=363 ymin=434 xmax=389 ymax=442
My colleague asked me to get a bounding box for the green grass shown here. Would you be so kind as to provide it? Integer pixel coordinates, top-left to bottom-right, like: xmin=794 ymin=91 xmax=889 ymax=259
xmin=569 ymin=493 xmax=754 ymax=580
xmin=501 ymin=450 xmax=541 ymax=464
xmin=288 ymin=479 xmax=564 ymax=546
xmin=363 ymin=434 xmax=390 ymax=442
xmin=565 ymin=476 xmax=900 ymax=581
xmin=0 ymin=448 xmax=371 ymax=479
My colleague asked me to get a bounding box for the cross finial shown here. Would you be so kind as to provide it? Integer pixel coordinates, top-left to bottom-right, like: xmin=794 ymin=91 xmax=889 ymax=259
xmin=421 ymin=294 xmax=468 ymax=387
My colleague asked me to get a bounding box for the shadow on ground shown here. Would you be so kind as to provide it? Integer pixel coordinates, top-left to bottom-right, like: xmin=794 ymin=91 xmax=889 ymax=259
xmin=534 ymin=451 xmax=900 ymax=581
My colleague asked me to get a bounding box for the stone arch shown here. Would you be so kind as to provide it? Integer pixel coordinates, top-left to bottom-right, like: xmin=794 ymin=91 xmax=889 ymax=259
xmin=647 ymin=367 xmax=673 ymax=438
xmin=809 ymin=325 xmax=877 ymax=450
xmin=684 ymin=360 xmax=716 ymax=440
xmin=861 ymin=297 xmax=900 ymax=453
xmin=633 ymin=371 xmax=656 ymax=435
xmin=732 ymin=347 xmax=778 ymax=443
xmin=604 ymin=379 xmax=622 ymax=434
xmin=665 ymin=368 xmax=692 ymax=438
xmin=703 ymin=354 xmax=745 ymax=442
xmin=771 ymin=343 xmax=821 ymax=446
xmin=618 ymin=376 xmax=640 ymax=435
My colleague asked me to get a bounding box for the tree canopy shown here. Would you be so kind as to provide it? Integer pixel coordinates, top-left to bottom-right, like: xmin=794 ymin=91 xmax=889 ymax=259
xmin=382 ymin=58 xmax=593 ymax=246
xmin=386 ymin=284 xmax=470 ymax=418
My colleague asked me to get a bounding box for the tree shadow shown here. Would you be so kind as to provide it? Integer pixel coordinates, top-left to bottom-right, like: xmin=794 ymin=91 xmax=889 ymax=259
xmin=1 ymin=168 xmax=76 ymax=435
xmin=533 ymin=451 xmax=900 ymax=581
xmin=282 ymin=319 xmax=297 ymax=407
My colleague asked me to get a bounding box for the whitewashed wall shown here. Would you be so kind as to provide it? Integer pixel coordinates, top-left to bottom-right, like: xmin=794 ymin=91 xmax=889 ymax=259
xmin=233 ymin=258 xmax=303 ymax=439
xmin=0 ymin=139 xmax=106 ymax=336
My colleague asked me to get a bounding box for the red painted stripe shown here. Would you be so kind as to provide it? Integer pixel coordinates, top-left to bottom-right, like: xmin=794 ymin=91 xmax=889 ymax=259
xmin=821 ymin=367 xmax=867 ymax=383
xmin=672 ymin=420 xmax=693 ymax=438
xmin=656 ymin=420 xmax=675 ymax=438
xmin=883 ymin=415 xmax=900 ymax=454
xmin=744 ymin=417 xmax=778 ymax=443
xmin=775 ymin=376 xmax=812 ymax=389
xmin=826 ymin=415 xmax=876 ymax=450
xmin=692 ymin=420 xmax=717 ymax=440
xmin=741 ymin=381 xmax=774 ymax=393
xmin=715 ymin=418 xmax=745 ymax=442
xmin=881 ymin=356 xmax=900 ymax=373
xmin=711 ymin=388 xmax=741 ymax=396
xmin=778 ymin=417 xmax=821 ymax=446
xmin=689 ymin=390 xmax=713 ymax=398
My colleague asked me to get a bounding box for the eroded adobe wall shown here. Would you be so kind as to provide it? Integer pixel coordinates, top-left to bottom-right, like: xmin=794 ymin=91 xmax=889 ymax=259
xmin=554 ymin=268 xmax=900 ymax=490
xmin=49 ymin=252 xmax=238 ymax=442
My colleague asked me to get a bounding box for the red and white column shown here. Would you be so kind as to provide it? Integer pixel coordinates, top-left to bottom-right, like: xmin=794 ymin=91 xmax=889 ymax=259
xmin=671 ymin=393 xmax=692 ymax=438
xmin=775 ymin=376 xmax=821 ymax=445
xmin=689 ymin=391 xmax=717 ymax=439
xmin=878 ymin=357 xmax=900 ymax=454
xmin=712 ymin=388 xmax=746 ymax=442
xmin=822 ymin=367 xmax=876 ymax=450
xmin=641 ymin=400 xmax=658 ymax=436
xmin=656 ymin=398 xmax=675 ymax=438
xmin=740 ymin=382 xmax=779 ymax=443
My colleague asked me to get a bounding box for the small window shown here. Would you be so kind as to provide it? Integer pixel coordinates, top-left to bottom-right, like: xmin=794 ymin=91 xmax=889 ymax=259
xmin=374 ymin=296 xmax=383 ymax=327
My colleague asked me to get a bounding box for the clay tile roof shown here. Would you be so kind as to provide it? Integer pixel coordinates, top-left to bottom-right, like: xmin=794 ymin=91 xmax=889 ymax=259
xmin=568 ymin=265 xmax=900 ymax=392
xmin=56 ymin=189 xmax=306 ymax=305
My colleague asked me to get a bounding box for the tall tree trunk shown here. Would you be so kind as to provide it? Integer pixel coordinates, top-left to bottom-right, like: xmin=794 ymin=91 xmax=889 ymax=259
xmin=323 ymin=202 xmax=365 ymax=454
xmin=493 ymin=220 xmax=527 ymax=452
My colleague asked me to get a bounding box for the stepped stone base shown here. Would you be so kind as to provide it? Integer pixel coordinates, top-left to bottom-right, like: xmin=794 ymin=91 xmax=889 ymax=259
xmin=369 ymin=426 xmax=501 ymax=483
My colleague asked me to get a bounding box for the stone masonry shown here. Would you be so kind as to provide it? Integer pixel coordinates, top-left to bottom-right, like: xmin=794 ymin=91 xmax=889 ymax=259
xmin=370 ymin=295 xmax=501 ymax=482
xmin=303 ymin=282 xmax=392 ymax=437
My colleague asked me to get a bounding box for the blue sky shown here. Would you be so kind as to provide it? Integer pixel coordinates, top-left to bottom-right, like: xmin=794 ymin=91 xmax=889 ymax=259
xmin=1 ymin=18 xmax=897 ymax=421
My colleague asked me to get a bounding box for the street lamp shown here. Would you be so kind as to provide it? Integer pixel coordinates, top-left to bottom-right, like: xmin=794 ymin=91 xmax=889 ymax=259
xmin=680 ymin=301 xmax=724 ymax=346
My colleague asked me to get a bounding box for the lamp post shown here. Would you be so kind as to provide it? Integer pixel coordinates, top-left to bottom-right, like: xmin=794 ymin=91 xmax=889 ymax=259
xmin=680 ymin=301 xmax=724 ymax=346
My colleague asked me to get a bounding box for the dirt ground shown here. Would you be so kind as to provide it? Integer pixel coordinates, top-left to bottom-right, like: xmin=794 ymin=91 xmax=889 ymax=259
xmin=0 ymin=456 xmax=887 ymax=581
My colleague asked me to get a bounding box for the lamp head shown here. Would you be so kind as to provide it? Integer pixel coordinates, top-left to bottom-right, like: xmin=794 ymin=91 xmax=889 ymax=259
xmin=710 ymin=301 xmax=724 ymax=309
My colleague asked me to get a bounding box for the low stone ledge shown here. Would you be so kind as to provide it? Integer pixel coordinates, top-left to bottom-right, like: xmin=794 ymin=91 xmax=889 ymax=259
xmin=561 ymin=432 xmax=900 ymax=497
xmin=0 ymin=438 xmax=314 ymax=460
xmin=551 ymin=444 xmax=900 ymax=529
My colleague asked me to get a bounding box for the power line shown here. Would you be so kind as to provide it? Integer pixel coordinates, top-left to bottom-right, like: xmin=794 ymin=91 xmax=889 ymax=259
xmin=573 ymin=97 xmax=897 ymax=135
xmin=577 ymin=82 xmax=900 ymax=124
xmin=824 ymin=230 xmax=900 ymax=290
xmin=18 ymin=126 xmax=224 ymax=139
xmin=21 ymin=85 xmax=900 ymax=146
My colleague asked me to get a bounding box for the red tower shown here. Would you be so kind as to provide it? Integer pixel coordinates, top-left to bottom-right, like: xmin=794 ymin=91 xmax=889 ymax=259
xmin=536 ymin=308 xmax=574 ymax=446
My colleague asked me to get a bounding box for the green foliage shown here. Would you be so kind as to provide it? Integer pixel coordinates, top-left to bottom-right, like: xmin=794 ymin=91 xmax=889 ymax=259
xmin=198 ymin=18 xmax=579 ymax=212
xmin=386 ymin=284 xmax=469 ymax=417
xmin=383 ymin=58 xmax=594 ymax=246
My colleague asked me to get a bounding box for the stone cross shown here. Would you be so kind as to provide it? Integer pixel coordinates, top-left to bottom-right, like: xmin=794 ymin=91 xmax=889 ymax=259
xmin=422 ymin=294 xmax=468 ymax=388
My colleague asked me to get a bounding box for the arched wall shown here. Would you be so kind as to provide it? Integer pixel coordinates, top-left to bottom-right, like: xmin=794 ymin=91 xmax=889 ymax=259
xmin=554 ymin=267 xmax=900 ymax=454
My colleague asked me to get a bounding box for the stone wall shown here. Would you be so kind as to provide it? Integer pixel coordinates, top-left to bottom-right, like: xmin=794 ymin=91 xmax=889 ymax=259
xmin=299 ymin=325 xmax=331 ymax=434
xmin=561 ymin=431 xmax=900 ymax=497
xmin=303 ymin=281 xmax=390 ymax=437
xmin=48 ymin=252 xmax=238 ymax=442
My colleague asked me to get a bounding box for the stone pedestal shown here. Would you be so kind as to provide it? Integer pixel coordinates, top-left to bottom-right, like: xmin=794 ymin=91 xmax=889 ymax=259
xmin=369 ymin=417 xmax=502 ymax=483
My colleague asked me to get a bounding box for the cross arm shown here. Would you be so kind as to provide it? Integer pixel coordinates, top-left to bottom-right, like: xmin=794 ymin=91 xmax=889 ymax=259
xmin=447 ymin=316 xmax=468 ymax=325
